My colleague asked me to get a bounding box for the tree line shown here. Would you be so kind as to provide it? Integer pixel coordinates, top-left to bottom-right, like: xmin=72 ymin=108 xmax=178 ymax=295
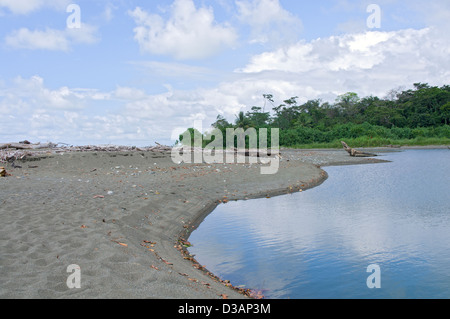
xmin=205 ymin=83 xmax=450 ymax=148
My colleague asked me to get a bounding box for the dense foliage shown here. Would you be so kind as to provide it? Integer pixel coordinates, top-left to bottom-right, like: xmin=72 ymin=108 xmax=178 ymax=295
xmin=206 ymin=83 xmax=450 ymax=148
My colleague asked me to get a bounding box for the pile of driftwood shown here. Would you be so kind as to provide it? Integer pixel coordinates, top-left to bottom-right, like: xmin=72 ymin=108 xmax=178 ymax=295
xmin=60 ymin=144 xmax=172 ymax=153
xmin=0 ymin=141 xmax=57 ymax=150
xmin=0 ymin=150 xmax=35 ymax=164
xmin=341 ymin=141 xmax=377 ymax=157
xmin=0 ymin=141 xmax=173 ymax=164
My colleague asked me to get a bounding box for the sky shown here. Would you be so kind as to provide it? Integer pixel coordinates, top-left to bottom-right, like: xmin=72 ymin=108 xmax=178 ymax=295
xmin=0 ymin=0 xmax=449 ymax=146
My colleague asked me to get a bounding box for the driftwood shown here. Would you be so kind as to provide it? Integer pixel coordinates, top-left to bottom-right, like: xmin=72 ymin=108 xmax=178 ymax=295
xmin=341 ymin=141 xmax=377 ymax=157
xmin=0 ymin=144 xmax=11 ymax=150
xmin=1 ymin=141 xmax=174 ymax=164
xmin=0 ymin=142 xmax=56 ymax=150
xmin=150 ymin=142 xmax=172 ymax=152
xmin=243 ymin=150 xmax=279 ymax=157
xmin=0 ymin=150 xmax=33 ymax=163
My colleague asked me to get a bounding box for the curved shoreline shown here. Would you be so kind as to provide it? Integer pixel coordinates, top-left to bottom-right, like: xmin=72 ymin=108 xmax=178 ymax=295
xmin=177 ymin=169 xmax=330 ymax=298
xmin=0 ymin=149 xmax=388 ymax=299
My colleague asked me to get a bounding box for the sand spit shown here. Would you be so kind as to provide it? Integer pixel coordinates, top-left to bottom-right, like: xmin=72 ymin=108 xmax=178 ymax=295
xmin=0 ymin=148 xmax=388 ymax=299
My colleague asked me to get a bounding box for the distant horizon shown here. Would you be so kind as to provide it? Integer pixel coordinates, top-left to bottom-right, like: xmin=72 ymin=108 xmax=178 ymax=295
xmin=1 ymin=0 xmax=450 ymax=146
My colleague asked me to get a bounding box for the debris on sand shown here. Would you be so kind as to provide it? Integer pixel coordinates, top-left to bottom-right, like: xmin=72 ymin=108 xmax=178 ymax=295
xmin=0 ymin=141 xmax=173 ymax=163
xmin=0 ymin=142 xmax=57 ymax=150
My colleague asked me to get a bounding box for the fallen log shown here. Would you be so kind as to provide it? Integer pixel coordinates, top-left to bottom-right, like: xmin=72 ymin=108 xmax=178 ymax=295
xmin=243 ymin=150 xmax=279 ymax=157
xmin=8 ymin=143 xmax=34 ymax=150
xmin=0 ymin=144 xmax=12 ymax=150
xmin=1 ymin=142 xmax=56 ymax=150
xmin=30 ymin=142 xmax=56 ymax=149
xmin=341 ymin=141 xmax=377 ymax=157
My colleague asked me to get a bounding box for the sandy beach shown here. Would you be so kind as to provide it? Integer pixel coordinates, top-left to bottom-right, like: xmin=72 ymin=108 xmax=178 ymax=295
xmin=0 ymin=148 xmax=390 ymax=299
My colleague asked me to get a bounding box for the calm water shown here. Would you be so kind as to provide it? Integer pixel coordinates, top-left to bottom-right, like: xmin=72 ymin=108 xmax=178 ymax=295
xmin=189 ymin=149 xmax=450 ymax=299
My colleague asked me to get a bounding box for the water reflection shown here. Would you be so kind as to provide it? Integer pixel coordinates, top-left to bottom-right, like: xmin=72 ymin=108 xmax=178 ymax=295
xmin=189 ymin=150 xmax=450 ymax=298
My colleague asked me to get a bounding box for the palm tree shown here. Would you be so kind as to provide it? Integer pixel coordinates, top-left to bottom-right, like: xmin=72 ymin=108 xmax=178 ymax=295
xmin=234 ymin=111 xmax=252 ymax=129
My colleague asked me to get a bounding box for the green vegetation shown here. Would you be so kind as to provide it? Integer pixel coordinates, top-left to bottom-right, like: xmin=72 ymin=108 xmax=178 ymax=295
xmin=204 ymin=83 xmax=450 ymax=148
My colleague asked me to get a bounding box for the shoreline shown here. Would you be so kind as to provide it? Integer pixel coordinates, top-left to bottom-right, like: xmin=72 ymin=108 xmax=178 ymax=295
xmin=177 ymin=166 xmax=331 ymax=298
xmin=0 ymin=148 xmax=393 ymax=299
xmin=283 ymin=144 xmax=449 ymax=151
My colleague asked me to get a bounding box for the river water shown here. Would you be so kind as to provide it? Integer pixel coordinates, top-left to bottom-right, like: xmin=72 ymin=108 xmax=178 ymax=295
xmin=188 ymin=149 xmax=450 ymax=299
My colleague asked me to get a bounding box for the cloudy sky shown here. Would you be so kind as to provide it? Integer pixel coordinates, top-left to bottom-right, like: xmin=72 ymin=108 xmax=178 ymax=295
xmin=0 ymin=0 xmax=449 ymax=146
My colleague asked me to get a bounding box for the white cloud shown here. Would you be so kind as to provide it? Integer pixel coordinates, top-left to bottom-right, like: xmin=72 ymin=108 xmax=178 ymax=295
xmin=239 ymin=30 xmax=398 ymax=73
xmin=0 ymin=76 xmax=97 ymax=142
xmin=129 ymin=0 xmax=237 ymax=60
xmin=8 ymin=76 xmax=99 ymax=109
xmin=236 ymin=0 xmax=303 ymax=45
xmin=1 ymin=72 xmax=284 ymax=145
xmin=5 ymin=24 xmax=99 ymax=51
xmin=237 ymin=27 xmax=450 ymax=98
xmin=0 ymin=76 xmax=239 ymax=145
xmin=0 ymin=0 xmax=69 ymax=14
xmin=5 ymin=28 xmax=69 ymax=51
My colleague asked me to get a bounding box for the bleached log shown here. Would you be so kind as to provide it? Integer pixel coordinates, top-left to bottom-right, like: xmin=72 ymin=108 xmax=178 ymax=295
xmin=9 ymin=143 xmax=34 ymax=149
xmin=1 ymin=142 xmax=56 ymax=150
xmin=0 ymin=144 xmax=12 ymax=150
xmin=30 ymin=142 xmax=56 ymax=149
xmin=341 ymin=141 xmax=377 ymax=157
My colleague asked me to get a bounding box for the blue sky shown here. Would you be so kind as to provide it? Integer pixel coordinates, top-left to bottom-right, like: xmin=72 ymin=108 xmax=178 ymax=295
xmin=0 ymin=0 xmax=449 ymax=146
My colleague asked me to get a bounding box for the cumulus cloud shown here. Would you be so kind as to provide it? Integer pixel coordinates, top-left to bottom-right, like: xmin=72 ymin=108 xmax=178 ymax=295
xmin=0 ymin=0 xmax=69 ymax=14
xmin=5 ymin=24 xmax=99 ymax=51
xmin=1 ymin=73 xmax=297 ymax=145
xmin=237 ymin=27 xmax=450 ymax=98
xmin=0 ymin=77 xmax=148 ymax=144
xmin=0 ymin=76 xmax=100 ymax=142
xmin=129 ymin=0 xmax=237 ymax=60
xmin=4 ymin=76 xmax=103 ymax=110
xmin=0 ymin=76 xmax=241 ymax=145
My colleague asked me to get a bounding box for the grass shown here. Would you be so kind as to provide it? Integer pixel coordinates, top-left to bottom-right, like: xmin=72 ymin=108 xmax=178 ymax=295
xmin=286 ymin=137 xmax=450 ymax=149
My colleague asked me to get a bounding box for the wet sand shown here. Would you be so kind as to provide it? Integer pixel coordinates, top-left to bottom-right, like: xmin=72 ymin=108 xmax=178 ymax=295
xmin=0 ymin=148 xmax=388 ymax=299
